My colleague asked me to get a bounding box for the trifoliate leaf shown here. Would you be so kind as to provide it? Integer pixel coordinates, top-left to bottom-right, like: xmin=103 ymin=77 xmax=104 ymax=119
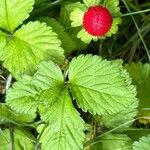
xmin=87 ymin=133 xmax=133 ymax=150
xmin=0 ymin=21 xmax=64 ymax=79
xmin=0 ymin=0 xmax=34 ymax=32
xmin=6 ymin=61 xmax=64 ymax=115
xmin=68 ymin=55 xmax=137 ymax=115
xmin=133 ymin=135 xmax=150 ymax=150
xmin=0 ymin=104 xmax=35 ymax=124
xmin=125 ymin=63 xmax=150 ymax=124
xmin=39 ymin=17 xmax=76 ymax=55
xmin=0 ymin=128 xmax=34 ymax=150
xmin=102 ymin=100 xmax=138 ymax=129
xmin=40 ymin=89 xmax=85 ymax=150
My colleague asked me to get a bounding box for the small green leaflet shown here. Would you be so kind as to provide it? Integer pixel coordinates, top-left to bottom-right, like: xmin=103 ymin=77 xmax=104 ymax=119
xmin=69 ymin=55 xmax=137 ymax=115
xmin=6 ymin=55 xmax=137 ymax=149
xmin=40 ymin=89 xmax=85 ymax=150
xmin=133 ymin=135 xmax=150 ymax=150
xmin=0 ymin=0 xmax=34 ymax=32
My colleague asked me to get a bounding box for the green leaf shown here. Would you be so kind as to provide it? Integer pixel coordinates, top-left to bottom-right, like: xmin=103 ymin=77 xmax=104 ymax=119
xmin=70 ymin=8 xmax=85 ymax=27
xmin=59 ymin=2 xmax=86 ymax=28
xmin=125 ymin=63 xmax=150 ymax=124
xmin=6 ymin=60 xmax=64 ymax=115
xmin=0 ymin=31 xmax=7 ymax=57
xmin=0 ymin=104 xmax=35 ymax=124
xmin=83 ymin=0 xmax=102 ymax=7
xmin=68 ymin=55 xmax=137 ymax=115
xmin=103 ymin=0 xmax=121 ymax=16
xmin=0 ymin=21 xmax=64 ymax=79
xmin=40 ymin=89 xmax=85 ymax=150
xmin=0 ymin=128 xmax=34 ymax=150
xmin=102 ymin=100 xmax=138 ymax=129
xmin=39 ymin=17 xmax=76 ymax=55
xmin=87 ymin=133 xmax=133 ymax=150
xmin=6 ymin=76 xmax=39 ymax=115
xmin=133 ymin=135 xmax=150 ymax=150
xmin=0 ymin=0 xmax=34 ymax=32
xmin=59 ymin=2 xmax=87 ymax=50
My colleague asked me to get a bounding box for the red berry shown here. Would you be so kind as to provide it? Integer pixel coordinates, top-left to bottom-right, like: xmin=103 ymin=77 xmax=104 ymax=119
xmin=83 ymin=6 xmax=113 ymax=36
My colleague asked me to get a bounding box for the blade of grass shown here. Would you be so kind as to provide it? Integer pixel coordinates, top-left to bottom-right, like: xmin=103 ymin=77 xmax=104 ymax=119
xmin=121 ymin=0 xmax=150 ymax=62
xmin=84 ymin=117 xmax=150 ymax=148
xmin=0 ymin=128 xmax=9 ymax=143
xmin=122 ymin=9 xmax=150 ymax=17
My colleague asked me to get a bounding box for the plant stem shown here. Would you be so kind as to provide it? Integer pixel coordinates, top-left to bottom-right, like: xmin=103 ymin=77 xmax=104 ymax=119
xmin=5 ymin=74 xmax=12 ymax=93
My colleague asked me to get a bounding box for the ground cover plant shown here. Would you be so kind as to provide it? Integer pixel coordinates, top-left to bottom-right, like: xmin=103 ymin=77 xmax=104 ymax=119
xmin=0 ymin=0 xmax=150 ymax=149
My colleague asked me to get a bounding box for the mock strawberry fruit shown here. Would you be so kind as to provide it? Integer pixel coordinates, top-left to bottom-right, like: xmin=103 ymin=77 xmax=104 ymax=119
xmin=83 ymin=6 xmax=113 ymax=36
xmin=70 ymin=0 xmax=121 ymax=43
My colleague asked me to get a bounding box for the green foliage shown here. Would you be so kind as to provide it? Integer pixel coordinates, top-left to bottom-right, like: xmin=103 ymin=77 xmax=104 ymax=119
xmin=86 ymin=133 xmax=133 ymax=150
xmin=40 ymin=89 xmax=85 ymax=150
xmin=0 ymin=128 xmax=34 ymax=150
xmin=0 ymin=0 xmax=149 ymax=149
xmin=133 ymin=135 xmax=150 ymax=150
xmin=0 ymin=0 xmax=64 ymax=79
xmin=0 ymin=0 xmax=34 ymax=32
xmin=68 ymin=55 xmax=137 ymax=115
xmin=5 ymin=55 xmax=138 ymax=149
xmin=59 ymin=2 xmax=87 ymax=50
xmin=125 ymin=63 xmax=150 ymax=124
xmin=102 ymin=100 xmax=138 ymax=129
xmin=0 ymin=104 xmax=35 ymax=124
xmin=39 ymin=17 xmax=76 ymax=55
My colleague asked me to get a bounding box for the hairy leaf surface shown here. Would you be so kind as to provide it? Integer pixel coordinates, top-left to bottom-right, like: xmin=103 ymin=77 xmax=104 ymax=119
xmin=6 ymin=61 xmax=64 ymax=115
xmin=133 ymin=135 xmax=150 ymax=150
xmin=69 ymin=55 xmax=137 ymax=115
xmin=0 ymin=0 xmax=34 ymax=32
xmin=0 ymin=21 xmax=64 ymax=79
xmin=102 ymin=100 xmax=138 ymax=129
xmin=40 ymin=89 xmax=85 ymax=150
